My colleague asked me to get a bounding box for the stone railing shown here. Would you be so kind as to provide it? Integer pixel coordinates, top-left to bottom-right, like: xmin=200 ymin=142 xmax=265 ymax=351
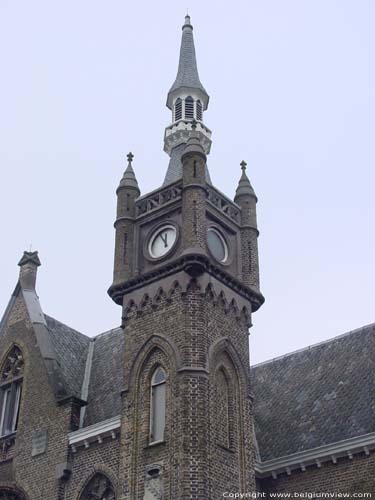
xmin=207 ymin=185 xmax=241 ymax=224
xmin=136 ymin=181 xmax=183 ymax=217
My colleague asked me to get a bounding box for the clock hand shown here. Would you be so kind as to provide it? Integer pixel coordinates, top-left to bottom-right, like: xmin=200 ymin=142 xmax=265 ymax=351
xmin=160 ymin=232 xmax=168 ymax=248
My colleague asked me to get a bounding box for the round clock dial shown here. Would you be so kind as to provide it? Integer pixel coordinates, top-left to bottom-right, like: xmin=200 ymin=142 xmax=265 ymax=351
xmin=148 ymin=225 xmax=177 ymax=259
xmin=207 ymin=228 xmax=228 ymax=263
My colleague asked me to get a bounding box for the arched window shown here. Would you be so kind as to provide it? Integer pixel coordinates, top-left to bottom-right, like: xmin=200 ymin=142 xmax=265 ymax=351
xmin=184 ymin=96 xmax=194 ymax=119
xmin=80 ymin=473 xmax=115 ymax=500
xmin=150 ymin=366 xmax=166 ymax=443
xmin=0 ymin=346 xmax=24 ymax=437
xmin=216 ymin=368 xmax=230 ymax=448
xmin=0 ymin=491 xmax=26 ymax=500
xmin=175 ymin=98 xmax=182 ymax=121
xmin=196 ymin=100 xmax=203 ymax=121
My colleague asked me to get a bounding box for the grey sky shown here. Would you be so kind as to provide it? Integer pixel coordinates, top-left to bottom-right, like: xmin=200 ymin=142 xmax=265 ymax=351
xmin=1 ymin=1 xmax=374 ymax=364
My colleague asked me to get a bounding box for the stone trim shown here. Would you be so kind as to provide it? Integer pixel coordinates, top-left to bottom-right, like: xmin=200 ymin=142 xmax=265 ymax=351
xmin=68 ymin=416 xmax=120 ymax=452
xmin=108 ymin=252 xmax=264 ymax=312
xmin=255 ymin=432 xmax=375 ymax=479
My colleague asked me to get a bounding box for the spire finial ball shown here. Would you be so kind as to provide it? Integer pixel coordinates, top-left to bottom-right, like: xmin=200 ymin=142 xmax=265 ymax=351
xmin=240 ymin=160 xmax=247 ymax=172
xmin=127 ymin=152 xmax=134 ymax=164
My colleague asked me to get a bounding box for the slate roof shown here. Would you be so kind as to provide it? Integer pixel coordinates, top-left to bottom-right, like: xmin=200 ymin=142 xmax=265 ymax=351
xmin=44 ymin=315 xmax=124 ymax=426
xmin=251 ymin=323 xmax=375 ymax=461
xmin=163 ymin=143 xmax=212 ymax=186
xmin=42 ymin=308 xmax=375 ymax=461
xmin=45 ymin=315 xmax=90 ymax=399
xmin=84 ymin=327 xmax=124 ymax=426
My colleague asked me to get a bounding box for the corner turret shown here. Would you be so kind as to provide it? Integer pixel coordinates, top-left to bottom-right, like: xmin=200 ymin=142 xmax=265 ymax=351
xmin=112 ymin=153 xmax=140 ymax=287
xmin=234 ymin=161 xmax=260 ymax=292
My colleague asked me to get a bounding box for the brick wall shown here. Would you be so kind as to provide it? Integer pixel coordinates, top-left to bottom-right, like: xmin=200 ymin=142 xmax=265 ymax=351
xmin=258 ymin=452 xmax=375 ymax=496
xmin=119 ymin=275 xmax=256 ymax=499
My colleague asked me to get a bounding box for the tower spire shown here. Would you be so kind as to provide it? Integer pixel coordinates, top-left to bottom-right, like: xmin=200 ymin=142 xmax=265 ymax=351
xmin=163 ymin=15 xmax=212 ymax=186
xmin=166 ymin=15 xmax=209 ymax=110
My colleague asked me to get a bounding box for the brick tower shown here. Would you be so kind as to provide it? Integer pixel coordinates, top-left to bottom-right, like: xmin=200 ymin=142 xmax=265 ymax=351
xmin=108 ymin=15 xmax=264 ymax=500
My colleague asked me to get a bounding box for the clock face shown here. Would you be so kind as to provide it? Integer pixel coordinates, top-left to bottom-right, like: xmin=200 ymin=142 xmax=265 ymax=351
xmin=207 ymin=227 xmax=228 ymax=263
xmin=148 ymin=224 xmax=177 ymax=259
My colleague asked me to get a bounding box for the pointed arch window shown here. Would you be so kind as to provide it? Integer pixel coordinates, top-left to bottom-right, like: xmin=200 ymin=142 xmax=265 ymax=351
xmin=0 ymin=346 xmax=24 ymax=438
xmin=0 ymin=490 xmax=26 ymax=500
xmin=216 ymin=366 xmax=234 ymax=449
xmin=175 ymin=98 xmax=182 ymax=121
xmin=184 ymin=96 xmax=194 ymax=119
xmin=80 ymin=473 xmax=115 ymax=500
xmin=150 ymin=367 xmax=166 ymax=443
xmin=196 ymin=100 xmax=203 ymax=121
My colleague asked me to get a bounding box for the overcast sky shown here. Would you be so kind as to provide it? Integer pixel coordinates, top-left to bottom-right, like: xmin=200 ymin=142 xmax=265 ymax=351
xmin=1 ymin=1 xmax=374 ymax=364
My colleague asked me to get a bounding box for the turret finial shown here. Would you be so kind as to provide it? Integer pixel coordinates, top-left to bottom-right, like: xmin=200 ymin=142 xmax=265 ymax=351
xmin=235 ymin=160 xmax=257 ymax=200
xmin=117 ymin=152 xmax=140 ymax=192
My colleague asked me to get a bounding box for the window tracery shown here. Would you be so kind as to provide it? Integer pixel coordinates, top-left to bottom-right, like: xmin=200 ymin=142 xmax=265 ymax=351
xmin=0 ymin=490 xmax=25 ymax=500
xmin=0 ymin=346 xmax=24 ymax=437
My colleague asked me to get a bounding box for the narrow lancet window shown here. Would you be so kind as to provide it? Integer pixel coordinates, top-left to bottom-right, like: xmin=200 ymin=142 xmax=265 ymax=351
xmin=0 ymin=346 xmax=24 ymax=437
xmin=185 ymin=96 xmax=194 ymax=119
xmin=150 ymin=366 xmax=166 ymax=443
xmin=175 ymin=98 xmax=182 ymax=121
xmin=196 ymin=100 xmax=202 ymax=121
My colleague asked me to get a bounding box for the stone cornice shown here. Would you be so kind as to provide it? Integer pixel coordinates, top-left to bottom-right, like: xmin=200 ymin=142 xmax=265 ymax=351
xmin=108 ymin=252 xmax=264 ymax=312
xmin=68 ymin=416 xmax=121 ymax=452
xmin=255 ymin=432 xmax=375 ymax=479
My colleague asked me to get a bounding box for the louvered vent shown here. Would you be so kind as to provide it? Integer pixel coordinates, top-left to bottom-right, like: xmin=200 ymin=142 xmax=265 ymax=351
xmin=196 ymin=100 xmax=202 ymax=121
xmin=175 ymin=98 xmax=182 ymax=121
xmin=185 ymin=96 xmax=194 ymax=119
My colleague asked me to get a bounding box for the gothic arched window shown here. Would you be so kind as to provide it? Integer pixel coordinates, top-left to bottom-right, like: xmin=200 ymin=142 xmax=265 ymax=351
xmin=175 ymin=98 xmax=182 ymax=121
xmin=0 ymin=346 xmax=24 ymax=437
xmin=196 ymin=99 xmax=202 ymax=121
xmin=80 ymin=473 xmax=115 ymax=500
xmin=150 ymin=366 xmax=166 ymax=443
xmin=0 ymin=491 xmax=25 ymax=500
xmin=216 ymin=367 xmax=233 ymax=449
xmin=184 ymin=96 xmax=194 ymax=119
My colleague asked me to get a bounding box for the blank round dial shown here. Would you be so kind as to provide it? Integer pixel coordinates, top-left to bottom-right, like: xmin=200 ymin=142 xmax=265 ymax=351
xmin=149 ymin=225 xmax=177 ymax=258
xmin=207 ymin=228 xmax=228 ymax=263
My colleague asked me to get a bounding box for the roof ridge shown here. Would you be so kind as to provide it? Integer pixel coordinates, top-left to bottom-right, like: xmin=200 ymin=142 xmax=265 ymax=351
xmin=251 ymin=322 xmax=375 ymax=369
xmin=93 ymin=326 xmax=122 ymax=340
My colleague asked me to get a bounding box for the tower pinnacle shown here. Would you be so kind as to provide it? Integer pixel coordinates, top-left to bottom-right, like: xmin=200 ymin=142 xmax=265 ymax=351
xmin=117 ymin=152 xmax=139 ymax=192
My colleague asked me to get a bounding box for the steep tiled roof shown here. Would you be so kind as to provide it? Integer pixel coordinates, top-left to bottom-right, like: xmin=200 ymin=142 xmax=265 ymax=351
xmin=84 ymin=327 xmax=124 ymax=426
xmin=46 ymin=315 xmax=90 ymax=399
xmin=251 ymin=323 xmax=375 ymax=461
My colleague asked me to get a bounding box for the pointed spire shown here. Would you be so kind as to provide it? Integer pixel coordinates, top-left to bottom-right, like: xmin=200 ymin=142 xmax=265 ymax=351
xmin=235 ymin=161 xmax=257 ymax=200
xmin=18 ymin=250 xmax=41 ymax=290
xmin=166 ymin=15 xmax=209 ymax=110
xmin=117 ymin=152 xmax=140 ymax=192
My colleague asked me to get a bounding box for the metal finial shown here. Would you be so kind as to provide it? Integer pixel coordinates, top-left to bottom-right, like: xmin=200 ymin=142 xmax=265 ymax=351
xmin=29 ymin=243 xmax=33 ymax=252
xmin=191 ymin=119 xmax=197 ymax=130
xmin=240 ymin=160 xmax=247 ymax=171
xmin=127 ymin=152 xmax=134 ymax=164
